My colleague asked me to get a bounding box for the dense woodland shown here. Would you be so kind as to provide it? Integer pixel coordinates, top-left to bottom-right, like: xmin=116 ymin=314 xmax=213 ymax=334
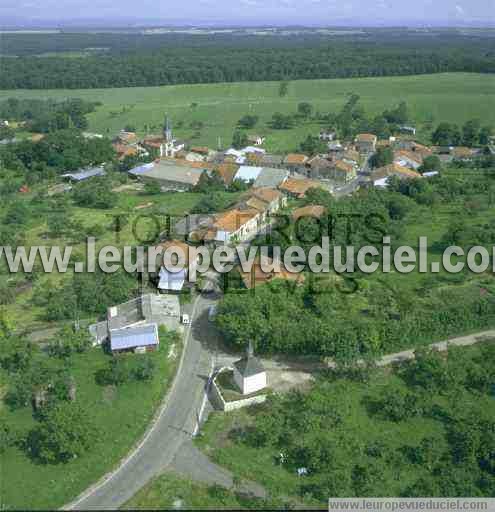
xmin=1 ymin=32 xmax=495 ymax=89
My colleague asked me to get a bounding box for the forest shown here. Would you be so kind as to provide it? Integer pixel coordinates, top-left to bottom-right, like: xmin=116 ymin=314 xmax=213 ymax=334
xmin=1 ymin=32 xmax=495 ymax=89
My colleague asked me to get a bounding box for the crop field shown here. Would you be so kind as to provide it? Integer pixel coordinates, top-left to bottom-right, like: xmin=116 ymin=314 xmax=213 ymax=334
xmin=1 ymin=73 xmax=494 ymax=153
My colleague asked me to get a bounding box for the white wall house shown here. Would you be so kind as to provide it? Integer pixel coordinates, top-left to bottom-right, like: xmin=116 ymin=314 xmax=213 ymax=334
xmin=213 ymin=208 xmax=261 ymax=244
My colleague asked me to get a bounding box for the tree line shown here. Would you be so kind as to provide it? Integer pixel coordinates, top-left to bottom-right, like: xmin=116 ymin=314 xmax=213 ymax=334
xmin=2 ymin=34 xmax=495 ymax=89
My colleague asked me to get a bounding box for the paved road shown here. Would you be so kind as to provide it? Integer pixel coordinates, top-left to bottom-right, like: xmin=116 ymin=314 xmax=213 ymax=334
xmin=66 ymin=294 xmax=218 ymax=510
xmin=171 ymin=440 xmax=267 ymax=499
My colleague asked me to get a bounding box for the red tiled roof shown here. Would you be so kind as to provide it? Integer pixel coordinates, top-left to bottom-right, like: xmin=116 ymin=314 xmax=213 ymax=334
xmin=292 ymin=205 xmax=327 ymax=220
xmin=279 ymin=177 xmax=323 ymax=197
xmin=216 ymin=163 xmax=239 ymax=186
xmin=214 ymin=208 xmax=259 ymax=232
xmin=284 ymin=153 xmax=309 ymax=165
xmin=334 ymin=160 xmax=355 ymax=173
xmin=356 ymin=133 xmax=377 ymax=143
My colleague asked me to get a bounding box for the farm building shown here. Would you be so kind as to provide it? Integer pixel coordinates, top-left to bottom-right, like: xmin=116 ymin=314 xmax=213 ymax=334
xmin=89 ymin=294 xmax=180 ymax=346
xmin=110 ymin=323 xmax=159 ymax=353
xmin=61 ymin=166 xmax=106 ymax=182
xmin=128 ymin=160 xmax=205 ymax=191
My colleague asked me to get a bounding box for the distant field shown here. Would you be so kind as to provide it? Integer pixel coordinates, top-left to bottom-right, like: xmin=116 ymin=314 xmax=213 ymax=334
xmin=1 ymin=73 xmax=494 ymax=153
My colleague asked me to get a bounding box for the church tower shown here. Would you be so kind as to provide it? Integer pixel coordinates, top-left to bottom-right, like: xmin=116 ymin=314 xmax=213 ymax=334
xmin=162 ymin=115 xmax=174 ymax=157
xmin=163 ymin=115 xmax=172 ymax=143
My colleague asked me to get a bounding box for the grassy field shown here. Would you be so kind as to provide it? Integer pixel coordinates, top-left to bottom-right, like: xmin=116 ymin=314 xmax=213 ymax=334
xmin=124 ymin=471 xmax=266 ymax=510
xmin=1 ymin=73 xmax=494 ymax=153
xmin=0 ymin=330 xmax=182 ymax=510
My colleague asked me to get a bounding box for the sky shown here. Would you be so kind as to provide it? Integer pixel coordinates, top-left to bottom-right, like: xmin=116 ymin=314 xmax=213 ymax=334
xmin=1 ymin=0 xmax=494 ymax=28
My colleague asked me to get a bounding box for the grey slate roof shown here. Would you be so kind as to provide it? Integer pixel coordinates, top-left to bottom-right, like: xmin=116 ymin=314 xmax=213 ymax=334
xmin=234 ymin=355 xmax=265 ymax=377
xmin=261 ymin=154 xmax=284 ymax=166
xmin=110 ymin=323 xmax=159 ymax=351
xmin=107 ymin=294 xmax=180 ymax=331
xmin=62 ymin=166 xmax=106 ymax=181
xmin=253 ymin=167 xmax=289 ymax=189
xmin=129 ymin=160 xmax=204 ymax=186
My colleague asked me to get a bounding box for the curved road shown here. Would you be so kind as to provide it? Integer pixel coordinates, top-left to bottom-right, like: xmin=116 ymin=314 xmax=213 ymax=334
xmin=65 ymin=294 xmax=217 ymax=510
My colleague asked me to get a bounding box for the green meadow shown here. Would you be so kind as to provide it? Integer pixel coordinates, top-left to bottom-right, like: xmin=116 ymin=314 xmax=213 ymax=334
xmin=0 ymin=331 xmax=181 ymax=510
xmin=1 ymin=73 xmax=495 ymax=152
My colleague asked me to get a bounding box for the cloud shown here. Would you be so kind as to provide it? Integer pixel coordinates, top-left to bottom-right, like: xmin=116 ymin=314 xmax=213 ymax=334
xmin=455 ymin=4 xmax=465 ymax=15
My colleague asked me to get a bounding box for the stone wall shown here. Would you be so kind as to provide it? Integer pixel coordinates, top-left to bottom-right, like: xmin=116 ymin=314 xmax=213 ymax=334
xmin=210 ymin=367 xmax=267 ymax=412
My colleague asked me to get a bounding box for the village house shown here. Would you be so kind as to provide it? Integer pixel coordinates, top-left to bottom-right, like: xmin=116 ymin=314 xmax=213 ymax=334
xmin=247 ymin=134 xmax=266 ymax=146
xmin=283 ymin=153 xmax=309 ymax=173
xmin=234 ymin=165 xmax=263 ymax=183
xmin=89 ymin=294 xmax=180 ymax=352
xmin=152 ymin=239 xmax=196 ymax=294
xmin=252 ymin=167 xmax=289 ymax=189
xmin=319 ymin=130 xmax=336 ymax=141
xmin=393 ymin=150 xmax=423 ymax=170
xmin=260 ymin=154 xmax=284 ymax=169
xmin=189 ymin=146 xmax=210 ymax=156
xmin=279 ymin=176 xmax=324 ymax=199
xmin=113 ymin=143 xmax=139 ymax=161
xmin=341 ymin=148 xmax=360 ymax=167
xmin=211 ymin=208 xmax=261 ymax=245
xmin=224 ymin=146 xmax=265 ymax=165
xmin=368 ymin=163 xmax=422 ymax=188
xmin=240 ymin=187 xmax=287 ymax=215
xmin=114 ymin=130 xmax=138 ymax=145
xmin=355 ymin=133 xmax=378 ymax=154
xmin=331 ymin=159 xmax=357 ymax=183
xmin=306 ymin=156 xmax=334 ymax=179
xmin=377 ymin=139 xmax=393 ymax=149
xmin=215 ymin=163 xmax=239 ymax=187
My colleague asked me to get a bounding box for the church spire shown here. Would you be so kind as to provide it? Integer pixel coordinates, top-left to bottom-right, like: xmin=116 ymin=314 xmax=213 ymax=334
xmin=163 ymin=115 xmax=172 ymax=143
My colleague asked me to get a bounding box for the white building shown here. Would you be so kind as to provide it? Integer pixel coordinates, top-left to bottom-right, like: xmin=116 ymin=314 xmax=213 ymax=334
xmin=233 ymin=348 xmax=267 ymax=395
